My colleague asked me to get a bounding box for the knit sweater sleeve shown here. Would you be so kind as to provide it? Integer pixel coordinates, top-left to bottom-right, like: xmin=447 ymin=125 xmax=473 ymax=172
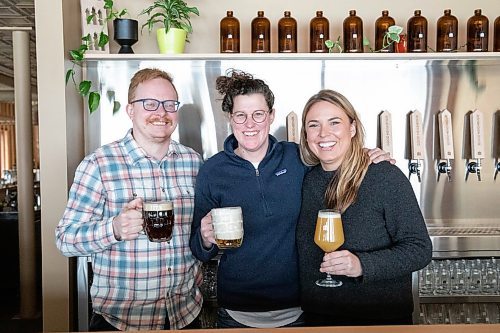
xmin=189 ymin=161 xmax=219 ymax=262
xmin=355 ymin=162 xmax=432 ymax=283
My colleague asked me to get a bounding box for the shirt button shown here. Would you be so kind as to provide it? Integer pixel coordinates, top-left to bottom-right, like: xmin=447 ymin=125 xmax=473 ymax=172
xmin=168 ymin=267 xmax=172 ymax=272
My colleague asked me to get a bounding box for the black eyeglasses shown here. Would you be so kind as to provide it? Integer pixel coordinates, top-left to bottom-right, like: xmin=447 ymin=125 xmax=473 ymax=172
xmin=130 ymin=98 xmax=180 ymax=113
xmin=231 ymin=110 xmax=269 ymax=124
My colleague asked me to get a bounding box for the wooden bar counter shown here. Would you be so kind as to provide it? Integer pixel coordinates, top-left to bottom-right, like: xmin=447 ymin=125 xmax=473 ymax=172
xmin=72 ymin=324 xmax=500 ymax=333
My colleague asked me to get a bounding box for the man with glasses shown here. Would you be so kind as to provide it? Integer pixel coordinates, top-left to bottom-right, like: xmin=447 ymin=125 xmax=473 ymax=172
xmin=56 ymin=68 xmax=203 ymax=331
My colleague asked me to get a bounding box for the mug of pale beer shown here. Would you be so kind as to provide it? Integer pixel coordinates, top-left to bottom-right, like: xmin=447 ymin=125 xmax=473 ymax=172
xmin=211 ymin=207 xmax=244 ymax=249
xmin=142 ymin=201 xmax=174 ymax=242
xmin=314 ymin=209 xmax=344 ymax=287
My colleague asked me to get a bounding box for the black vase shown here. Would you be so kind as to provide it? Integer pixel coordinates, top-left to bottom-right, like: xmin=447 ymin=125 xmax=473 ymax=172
xmin=113 ymin=18 xmax=138 ymax=54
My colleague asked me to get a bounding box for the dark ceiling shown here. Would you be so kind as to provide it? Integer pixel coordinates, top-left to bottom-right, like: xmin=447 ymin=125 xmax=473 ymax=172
xmin=0 ymin=0 xmax=36 ymax=101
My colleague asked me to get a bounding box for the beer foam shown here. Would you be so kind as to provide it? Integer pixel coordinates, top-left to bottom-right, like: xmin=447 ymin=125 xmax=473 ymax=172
xmin=143 ymin=201 xmax=173 ymax=211
xmin=211 ymin=206 xmax=242 ymax=219
xmin=212 ymin=207 xmax=243 ymax=240
xmin=317 ymin=210 xmax=341 ymax=219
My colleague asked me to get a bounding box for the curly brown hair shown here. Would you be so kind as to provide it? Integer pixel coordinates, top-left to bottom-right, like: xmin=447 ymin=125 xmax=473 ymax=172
xmin=215 ymin=69 xmax=275 ymax=114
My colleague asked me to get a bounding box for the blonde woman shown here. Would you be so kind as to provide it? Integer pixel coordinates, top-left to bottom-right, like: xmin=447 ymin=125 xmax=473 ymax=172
xmin=296 ymin=89 xmax=432 ymax=326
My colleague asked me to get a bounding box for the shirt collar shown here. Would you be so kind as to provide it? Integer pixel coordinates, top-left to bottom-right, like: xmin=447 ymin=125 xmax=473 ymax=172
xmin=122 ymin=129 xmax=179 ymax=165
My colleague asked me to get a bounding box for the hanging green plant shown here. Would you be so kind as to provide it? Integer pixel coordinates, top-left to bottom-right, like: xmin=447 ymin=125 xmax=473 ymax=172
xmin=65 ymin=0 xmax=127 ymax=113
xmin=324 ymin=36 xmax=343 ymax=53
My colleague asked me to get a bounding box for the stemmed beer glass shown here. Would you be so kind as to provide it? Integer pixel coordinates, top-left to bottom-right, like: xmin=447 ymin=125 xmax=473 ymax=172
xmin=314 ymin=209 xmax=345 ymax=287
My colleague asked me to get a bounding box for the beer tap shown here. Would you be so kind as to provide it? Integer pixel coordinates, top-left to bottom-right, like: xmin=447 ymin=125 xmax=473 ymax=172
xmin=495 ymin=160 xmax=500 ymax=180
xmin=286 ymin=111 xmax=299 ymax=144
xmin=408 ymin=110 xmax=424 ymax=182
xmin=437 ymin=109 xmax=454 ymax=182
xmin=466 ymin=110 xmax=484 ymax=181
xmin=379 ymin=110 xmax=393 ymax=157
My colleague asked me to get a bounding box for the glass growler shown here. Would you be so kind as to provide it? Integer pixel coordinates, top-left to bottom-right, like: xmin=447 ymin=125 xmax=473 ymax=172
xmin=495 ymin=16 xmax=500 ymax=52
xmin=343 ymin=9 xmax=363 ymax=53
xmin=467 ymin=9 xmax=489 ymax=52
xmin=278 ymin=11 xmax=297 ymax=53
xmin=407 ymin=10 xmax=427 ymax=52
xmin=251 ymin=11 xmax=270 ymax=53
xmin=220 ymin=11 xmax=240 ymax=53
xmin=375 ymin=10 xmax=395 ymax=53
xmin=436 ymin=9 xmax=458 ymax=52
xmin=310 ymin=11 xmax=329 ymax=53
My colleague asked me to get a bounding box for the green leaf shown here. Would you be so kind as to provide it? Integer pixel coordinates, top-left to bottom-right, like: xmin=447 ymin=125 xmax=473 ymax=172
xmin=65 ymin=69 xmax=74 ymax=85
xmin=98 ymin=32 xmax=109 ymax=48
xmin=79 ymin=80 xmax=91 ymax=96
xmin=388 ymin=25 xmax=403 ymax=35
xmin=69 ymin=49 xmax=84 ymax=61
xmin=104 ymin=0 xmax=113 ymax=10
xmin=388 ymin=33 xmax=400 ymax=43
xmin=89 ymin=92 xmax=100 ymax=113
xmin=325 ymin=40 xmax=334 ymax=48
xmin=363 ymin=36 xmax=370 ymax=46
xmin=113 ymin=101 xmax=121 ymax=114
xmin=86 ymin=14 xmax=95 ymax=24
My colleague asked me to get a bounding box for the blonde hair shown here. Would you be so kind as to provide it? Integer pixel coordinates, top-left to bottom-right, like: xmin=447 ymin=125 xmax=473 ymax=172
xmin=299 ymin=89 xmax=370 ymax=212
xmin=128 ymin=68 xmax=178 ymax=103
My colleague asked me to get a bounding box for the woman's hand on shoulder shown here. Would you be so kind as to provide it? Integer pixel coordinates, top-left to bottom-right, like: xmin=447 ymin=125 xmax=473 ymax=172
xmin=364 ymin=147 xmax=396 ymax=164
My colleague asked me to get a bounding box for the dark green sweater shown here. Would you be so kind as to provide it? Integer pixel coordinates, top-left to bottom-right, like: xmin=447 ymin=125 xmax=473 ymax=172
xmin=296 ymin=162 xmax=432 ymax=325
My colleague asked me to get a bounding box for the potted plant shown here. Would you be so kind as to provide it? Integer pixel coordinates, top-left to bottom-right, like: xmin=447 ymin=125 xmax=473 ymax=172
xmin=66 ymin=0 xmax=133 ymax=113
xmin=140 ymin=0 xmax=200 ymax=54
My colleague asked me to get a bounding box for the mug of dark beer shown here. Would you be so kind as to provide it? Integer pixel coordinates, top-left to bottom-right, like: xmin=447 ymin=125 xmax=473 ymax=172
xmin=211 ymin=207 xmax=244 ymax=249
xmin=142 ymin=201 xmax=174 ymax=242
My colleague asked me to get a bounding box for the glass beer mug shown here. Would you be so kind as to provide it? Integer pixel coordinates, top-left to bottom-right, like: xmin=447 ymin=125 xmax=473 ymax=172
xmin=314 ymin=209 xmax=344 ymax=287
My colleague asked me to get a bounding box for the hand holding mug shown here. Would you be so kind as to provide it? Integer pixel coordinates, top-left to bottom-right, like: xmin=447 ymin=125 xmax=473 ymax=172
xmin=200 ymin=212 xmax=216 ymax=249
xmin=113 ymin=197 xmax=144 ymax=241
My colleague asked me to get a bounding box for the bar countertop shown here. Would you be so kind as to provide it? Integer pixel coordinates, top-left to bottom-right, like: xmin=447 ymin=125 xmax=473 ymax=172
xmin=71 ymin=324 xmax=500 ymax=333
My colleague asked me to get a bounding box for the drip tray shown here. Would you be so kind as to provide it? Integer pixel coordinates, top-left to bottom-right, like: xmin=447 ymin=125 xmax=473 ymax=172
xmin=429 ymin=227 xmax=500 ymax=236
xmin=428 ymin=227 xmax=500 ymax=257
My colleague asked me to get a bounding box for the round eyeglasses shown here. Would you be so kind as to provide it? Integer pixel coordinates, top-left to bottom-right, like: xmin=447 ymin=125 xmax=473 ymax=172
xmin=231 ymin=110 xmax=269 ymax=124
xmin=130 ymin=98 xmax=180 ymax=113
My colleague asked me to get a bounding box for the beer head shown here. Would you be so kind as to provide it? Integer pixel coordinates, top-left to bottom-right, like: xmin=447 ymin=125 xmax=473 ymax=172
xmin=317 ymin=209 xmax=341 ymax=219
xmin=211 ymin=207 xmax=244 ymax=249
xmin=143 ymin=201 xmax=173 ymax=212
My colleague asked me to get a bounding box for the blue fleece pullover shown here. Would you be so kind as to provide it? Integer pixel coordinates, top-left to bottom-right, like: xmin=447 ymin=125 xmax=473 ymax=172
xmin=190 ymin=134 xmax=308 ymax=312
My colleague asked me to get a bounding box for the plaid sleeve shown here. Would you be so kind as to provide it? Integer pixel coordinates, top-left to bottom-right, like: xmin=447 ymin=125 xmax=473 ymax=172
xmin=55 ymin=155 xmax=119 ymax=256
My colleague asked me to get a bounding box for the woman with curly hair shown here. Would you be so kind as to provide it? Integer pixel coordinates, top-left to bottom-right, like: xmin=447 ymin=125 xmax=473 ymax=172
xmin=190 ymin=70 xmax=391 ymax=328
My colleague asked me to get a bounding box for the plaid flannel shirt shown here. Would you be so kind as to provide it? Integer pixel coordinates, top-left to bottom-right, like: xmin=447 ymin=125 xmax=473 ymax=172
xmin=56 ymin=130 xmax=203 ymax=330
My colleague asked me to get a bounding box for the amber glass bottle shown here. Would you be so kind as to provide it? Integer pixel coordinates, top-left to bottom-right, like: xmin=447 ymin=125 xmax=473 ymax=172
xmin=343 ymin=10 xmax=363 ymax=53
xmin=220 ymin=11 xmax=240 ymax=53
xmin=278 ymin=11 xmax=297 ymax=53
xmin=407 ymin=10 xmax=427 ymax=52
xmin=436 ymin=9 xmax=458 ymax=52
xmin=310 ymin=11 xmax=329 ymax=53
xmin=251 ymin=11 xmax=270 ymax=53
xmin=467 ymin=9 xmax=489 ymax=52
xmin=495 ymin=16 xmax=500 ymax=52
xmin=375 ymin=10 xmax=395 ymax=52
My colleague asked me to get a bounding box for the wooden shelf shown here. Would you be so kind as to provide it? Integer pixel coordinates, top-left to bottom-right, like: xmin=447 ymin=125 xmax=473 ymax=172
xmin=84 ymin=52 xmax=500 ymax=62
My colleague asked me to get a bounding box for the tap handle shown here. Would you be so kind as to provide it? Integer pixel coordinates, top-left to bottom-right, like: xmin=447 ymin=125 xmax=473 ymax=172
xmin=408 ymin=160 xmax=422 ymax=182
xmin=379 ymin=111 xmax=393 ymax=157
xmin=466 ymin=160 xmax=482 ymax=181
xmin=495 ymin=162 xmax=500 ymax=180
xmin=437 ymin=160 xmax=451 ymax=182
